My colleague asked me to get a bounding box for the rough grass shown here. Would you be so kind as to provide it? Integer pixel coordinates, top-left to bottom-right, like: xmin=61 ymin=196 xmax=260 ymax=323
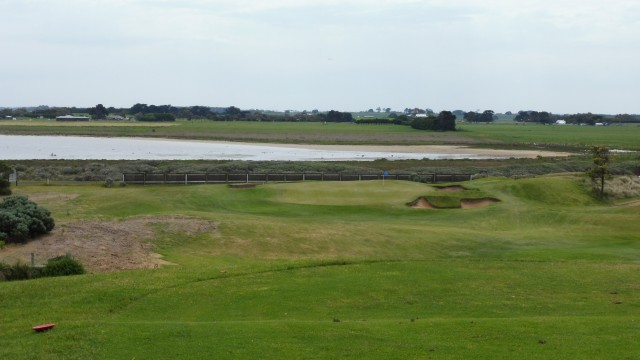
xmin=1 ymin=177 xmax=639 ymax=359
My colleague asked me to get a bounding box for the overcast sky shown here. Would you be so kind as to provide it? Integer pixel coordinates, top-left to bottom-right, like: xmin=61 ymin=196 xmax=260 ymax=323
xmin=1 ymin=0 xmax=639 ymax=114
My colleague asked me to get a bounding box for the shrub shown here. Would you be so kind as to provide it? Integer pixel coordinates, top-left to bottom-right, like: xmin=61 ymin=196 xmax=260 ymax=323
xmin=0 ymin=195 xmax=55 ymax=244
xmin=0 ymin=161 xmax=11 ymax=195
xmin=43 ymin=256 xmax=85 ymax=277
xmin=1 ymin=262 xmax=42 ymax=281
xmin=0 ymin=179 xmax=10 ymax=196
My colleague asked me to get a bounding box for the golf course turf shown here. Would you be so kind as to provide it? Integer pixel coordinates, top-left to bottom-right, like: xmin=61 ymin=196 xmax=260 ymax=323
xmin=1 ymin=177 xmax=639 ymax=359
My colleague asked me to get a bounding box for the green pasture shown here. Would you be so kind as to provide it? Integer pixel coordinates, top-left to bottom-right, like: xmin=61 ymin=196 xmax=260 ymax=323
xmin=3 ymin=119 xmax=640 ymax=149
xmin=1 ymin=177 xmax=640 ymax=359
xmin=459 ymin=123 xmax=640 ymax=150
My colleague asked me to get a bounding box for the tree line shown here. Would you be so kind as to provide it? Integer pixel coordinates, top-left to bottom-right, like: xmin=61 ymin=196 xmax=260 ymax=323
xmin=3 ymin=104 xmax=639 ymax=127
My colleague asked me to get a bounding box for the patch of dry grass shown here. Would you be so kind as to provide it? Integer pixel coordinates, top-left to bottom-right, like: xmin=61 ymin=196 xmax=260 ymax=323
xmin=605 ymin=176 xmax=640 ymax=198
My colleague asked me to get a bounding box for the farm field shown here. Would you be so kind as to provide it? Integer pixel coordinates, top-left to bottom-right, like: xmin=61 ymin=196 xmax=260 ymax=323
xmin=1 ymin=119 xmax=640 ymax=149
xmin=1 ymin=177 xmax=639 ymax=359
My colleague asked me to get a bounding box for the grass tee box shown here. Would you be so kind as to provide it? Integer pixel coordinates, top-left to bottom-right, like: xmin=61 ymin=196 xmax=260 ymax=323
xmin=1 ymin=177 xmax=639 ymax=359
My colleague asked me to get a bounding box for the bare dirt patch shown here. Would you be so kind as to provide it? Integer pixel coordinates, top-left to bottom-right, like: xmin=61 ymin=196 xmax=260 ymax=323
xmin=460 ymin=198 xmax=500 ymax=209
xmin=0 ymin=216 xmax=217 ymax=273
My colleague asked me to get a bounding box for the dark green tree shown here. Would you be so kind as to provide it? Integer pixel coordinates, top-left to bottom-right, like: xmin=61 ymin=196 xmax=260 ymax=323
xmin=435 ymin=111 xmax=457 ymax=131
xmin=326 ymin=110 xmax=353 ymax=122
xmin=225 ymin=106 xmax=242 ymax=118
xmin=130 ymin=103 xmax=149 ymax=115
xmin=481 ymin=110 xmax=495 ymax=122
xmin=89 ymin=104 xmax=109 ymax=120
xmin=587 ymin=146 xmax=611 ymax=198
xmin=410 ymin=116 xmax=435 ymax=130
xmin=464 ymin=111 xmax=478 ymax=122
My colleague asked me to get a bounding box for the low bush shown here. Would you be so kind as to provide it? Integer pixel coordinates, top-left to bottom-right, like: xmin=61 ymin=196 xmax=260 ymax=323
xmin=0 ymin=256 xmax=85 ymax=282
xmin=0 ymin=262 xmax=42 ymax=281
xmin=0 ymin=195 xmax=55 ymax=244
xmin=43 ymin=256 xmax=85 ymax=277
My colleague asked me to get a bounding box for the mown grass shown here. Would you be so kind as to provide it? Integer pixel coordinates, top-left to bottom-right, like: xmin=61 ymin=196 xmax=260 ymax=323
xmin=1 ymin=177 xmax=640 ymax=359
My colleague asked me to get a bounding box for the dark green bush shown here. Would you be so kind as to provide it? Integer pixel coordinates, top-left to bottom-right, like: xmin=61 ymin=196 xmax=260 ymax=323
xmin=43 ymin=256 xmax=85 ymax=277
xmin=0 ymin=179 xmax=10 ymax=195
xmin=0 ymin=195 xmax=55 ymax=244
xmin=1 ymin=262 xmax=42 ymax=281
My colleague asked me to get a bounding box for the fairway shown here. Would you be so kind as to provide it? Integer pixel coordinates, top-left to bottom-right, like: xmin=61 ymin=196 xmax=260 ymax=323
xmin=1 ymin=178 xmax=639 ymax=359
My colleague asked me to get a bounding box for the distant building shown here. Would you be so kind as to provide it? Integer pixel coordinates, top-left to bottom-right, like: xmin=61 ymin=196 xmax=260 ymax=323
xmin=56 ymin=115 xmax=90 ymax=121
xmin=555 ymin=120 xmax=566 ymax=125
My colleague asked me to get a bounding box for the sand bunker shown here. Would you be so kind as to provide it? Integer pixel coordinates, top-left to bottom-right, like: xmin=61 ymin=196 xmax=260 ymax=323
xmin=408 ymin=197 xmax=499 ymax=209
xmin=0 ymin=216 xmax=217 ymax=273
xmin=408 ymin=197 xmax=435 ymax=209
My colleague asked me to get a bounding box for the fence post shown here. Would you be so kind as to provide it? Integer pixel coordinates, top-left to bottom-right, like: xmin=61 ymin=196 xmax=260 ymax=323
xmin=185 ymin=174 xmax=188 ymax=185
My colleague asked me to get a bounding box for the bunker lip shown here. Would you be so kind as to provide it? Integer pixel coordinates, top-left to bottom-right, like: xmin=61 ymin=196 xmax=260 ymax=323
xmin=408 ymin=196 xmax=500 ymax=209
xmin=434 ymin=185 xmax=467 ymax=192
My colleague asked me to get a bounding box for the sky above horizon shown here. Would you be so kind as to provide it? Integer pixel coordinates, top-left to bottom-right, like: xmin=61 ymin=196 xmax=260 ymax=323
xmin=1 ymin=0 xmax=639 ymax=114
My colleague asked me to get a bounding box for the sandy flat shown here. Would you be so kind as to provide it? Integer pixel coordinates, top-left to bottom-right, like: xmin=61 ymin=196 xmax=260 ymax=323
xmin=208 ymin=142 xmax=573 ymax=158
xmin=116 ymin=138 xmax=574 ymax=159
